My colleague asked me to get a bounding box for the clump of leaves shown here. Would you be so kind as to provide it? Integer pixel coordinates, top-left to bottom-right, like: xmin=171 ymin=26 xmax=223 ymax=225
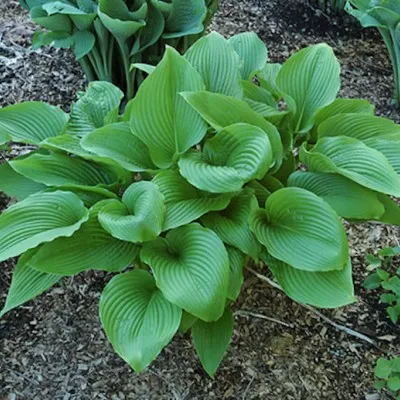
xmin=374 ymin=356 xmax=400 ymax=398
xmin=21 ymin=0 xmax=218 ymax=100
xmin=1 ymin=31 xmax=400 ymax=376
xmin=365 ymin=247 xmax=400 ymax=324
xmin=346 ymin=0 xmax=400 ymax=105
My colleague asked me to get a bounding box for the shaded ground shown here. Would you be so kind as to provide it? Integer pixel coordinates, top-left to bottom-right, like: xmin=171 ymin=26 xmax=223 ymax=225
xmin=1 ymin=0 xmax=400 ymax=399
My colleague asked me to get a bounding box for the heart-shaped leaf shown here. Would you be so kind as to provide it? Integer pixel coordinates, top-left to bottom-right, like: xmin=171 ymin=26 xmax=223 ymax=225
xmin=141 ymin=224 xmax=229 ymax=322
xmin=179 ymin=123 xmax=273 ymax=193
xmin=250 ymin=187 xmax=348 ymax=272
xmin=0 ymin=191 xmax=89 ymax=262
xmin=98 ymin=181 xmax=165 ymax=243
xmin=100 ymin=269 xmax=181 ymax=373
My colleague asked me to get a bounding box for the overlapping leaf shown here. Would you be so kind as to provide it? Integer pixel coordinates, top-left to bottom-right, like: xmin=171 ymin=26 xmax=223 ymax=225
xmin=179 ymin=123 xmax=273 ymax=193
xmin=141 ymin=224 xmax=229 ymax=322
xmin=100 ymin=270 xmax=181 ymax=373
xmin=226 ymin=246 xmax=245 ymax=301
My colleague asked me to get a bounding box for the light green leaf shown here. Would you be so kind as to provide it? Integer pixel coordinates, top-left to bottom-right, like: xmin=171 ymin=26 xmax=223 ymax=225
xmin=0 ymin=163 xmax=46 ymax=201
xmin=163 ymin=0 xmax=207 ymax=38
xmin=10 ymin=152 xmax=127 ymax=188
xmin=130 ymin=47 xmax=207 ymax=169
xmin=141 ymin=224 xmax=229 ymax=322
xmin=181 ymin=91 xmax=283 ymax=171
xmin=100 ymin=269 xmax=181 ymax=373
xmin=73 ymin=30 xmax=95 ymax=59
xmin=184 ymin=32 xmax=243 ymax=98
xmin=0 ymin=191 xmax=89 ymax=262
xmin=201 ymin=190 xmax=261 ymax=259
xmin=287 ymin=171 xmax=385 ymax=220
xmin=0 ymin=102 xmax=68 ymax=144
xmin=29 ymin=200 xmax=139 ymax=275
xmin=192 ymin=307 xmax=234 ymax=377
xmin=179 ymin=123 xmax=273 ymax=193
xmin=0 ymin=250 xmax=62 ymax=318
xmin=30 ymin=7 xmax=72 ymax=32
xmin=98 ymin=182 xmax=165 ymax=243
xmin=66 ymin=81 xmax=124 ymax=136
xmin=300 ymin=136 xmax=400 ymax=197
xmin=179 ymin=311 xmax=198 ymax=333
xmin=266 ymin=255 xmax=356 ymax=308
xmin=228 ymin=32 xmax=268 ymax=79
xmin=81 ymin=122 xmax=157 ymax=172
xmin=0 ymin=130 xmax=10 ymax=145
xmin=376 ymin=193 xmax=400 ymax=225
xmin=227 ymin=247 xmax=245 ymax=301
xmin=130 ymin=63 xmax=156 ymax=75
xmin=152 ymin=170 xmax=232 ymax=231
xmin=250 ymin=187 xmax=348 ymax=272
xmin=276 ymin=44 xmax=340 ymax=133
xmin=363 ymin=138 xmax=400 ymax=174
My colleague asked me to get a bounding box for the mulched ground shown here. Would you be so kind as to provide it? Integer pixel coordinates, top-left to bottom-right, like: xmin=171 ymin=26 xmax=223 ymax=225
xmin=1 ymin=0 xmax=400 ymax=399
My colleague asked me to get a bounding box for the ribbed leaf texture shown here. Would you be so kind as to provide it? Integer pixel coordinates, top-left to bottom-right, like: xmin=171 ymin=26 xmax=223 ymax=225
xmin=226 ymin=246 xmax=245 ymax=301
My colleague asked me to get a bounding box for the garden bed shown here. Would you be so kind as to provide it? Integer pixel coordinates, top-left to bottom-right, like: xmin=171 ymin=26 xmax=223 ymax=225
xmin=1 ymin=0 xmax=399 ymax=399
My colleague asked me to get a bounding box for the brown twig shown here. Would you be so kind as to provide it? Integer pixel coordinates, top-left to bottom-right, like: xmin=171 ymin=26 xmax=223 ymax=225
xmin=235 ymin=310 xmax=293 ymax=328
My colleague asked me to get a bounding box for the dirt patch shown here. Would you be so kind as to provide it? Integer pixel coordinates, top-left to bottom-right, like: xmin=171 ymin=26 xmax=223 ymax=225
xmin=1 ymin=0 xmax=400 ymax=399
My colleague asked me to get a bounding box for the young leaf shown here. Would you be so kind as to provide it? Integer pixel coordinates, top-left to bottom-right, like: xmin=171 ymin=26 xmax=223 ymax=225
xmin=276 ymin=44 xmax=341 ymax=133
xmin=364 ymin=273 xmax=382 ymax=290
xmin=130 ymin=47 xmax=207 ymax=168
xmin=287 ymin=171 xmax=385 ymax=220
xmin=179 ymin=123 xmax=273 ymax=193
xmin=250 ymin=187 xmax=349 ymax=272
xmin=0 ymin=191 xmax=89 ymax=262
xmin=0 ymin=250 xmax=62 ymax=318
xmin=98 ymin=182 xmax=165 ymax=243
xmin=0 ymin=102 xmax=68 ymax=144
xmin=152 ymin=170 xmax=232 ymax=231
xmin=181 ymin=91 xmax=283 ymax=170
xmin=81 ymin=122 xmax=157 ymax=172
xmin=184 ymin=31 xmax=243 ymax=97
xmin=387 ymin=376 xmax=400 ymax=392
xmin=29 ymin=200 xmax=139 ymax=275
xmin=179 ymin=311 xmax=198 ymax=334
xmin=300 ymin=136 xmax=400 ymax=197
xmin=375 ymin=358 xmax=393 ymax=379
xmin=226 ymin=246 xmax=245 ymax=301
xmin=100 ymin=269 xmax=181 ymax=373
xmin=228 ymin=32 xmax=268 ymax=79
xmin=141 ymin=224 xmax=230 ymax=322
xmin=192 ymin=308 xmax=234 ymax=377
xmin=201 ymin=190 xmax=262 ymax=259
xmin=266 ymin=255 xmax=356 ymax=308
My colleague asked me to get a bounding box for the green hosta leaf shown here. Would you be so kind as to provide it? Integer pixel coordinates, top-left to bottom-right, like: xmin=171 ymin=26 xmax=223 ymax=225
xmin=184 ymin=32 xmax=243 ymax=98
xmin=287 ymin=171 xmax=385 ymax=220
xmin=0 ymin=163 xmax=46 ymax=201
xmin=266 ymin=255 xmax=355 ymax=308
xmin=202 ymin=190 xmax=261 ymax=259
xmin=30 ymin=7 xmax=73 ymax=33
xmin=73 ymin=30 xmax=95 ymax=59
xmin=257 ymin=63 xmax=282 ymax=99
xmin=182 ymin=91 xmax=283 ymax=171
xmin=179 ymin=311 xmax=198 ymax=333
xmin=0 ymin=191 xmax=89 ymax=262
xmin=130 ymin=63 xmax=156 ymax=75
xmin=98 ymin=0 xmax=146 ymax=41
xmin=152 ymin=170 xmax=232 ymax=231
xmin=0 ymin=130 xmax=10 ymax=145
xmin=100 ymin=269 xmax=181 ymax=373
xmin=81 ymin=122 xmax=157 ymax=172
xmin=228 ymin=32 xmax=268 ymax=79
xmin=377 ymin=193 xmax=400 ymax=225
xmin=0 ymin=102 xmax=68 ymax=144
xmin=130 ymin=47 xmax=207 ymax=169
xmin=300 ymin=136 xmax=400 ymax=197
xmin=29 ymin=200 xmax=139 ymax=275
xmin=98 ymin=182 xmax=165 ymax=243
xmin=0 ymin=250 xmax=62 ymax=318
xmin=246 ymin=180 xmax=271 ymax=207
xmin=66 ymin=82 xmax=124 ymax=136
xmin=227 ymin=246 xmax=245 ymax=301
xmin=141 ymin=224 xmax=229 ymax=322
xmin=163 ymin=0 xmax=207 ymax=38
xmin=276 ymin=44 xmax=340 ymax=133
xmin=10 ymin=152 xmax=127 ymax=188
xmin=179 ymin=123 xmax=273 ymax=193
xmin=192 ymin=307 xmax=234 ymax=377
xmin=250 ymin=187 xmax=348 ymax=272
xmin=241 ymin=80 xmax=277 ymax=108
xmin=41 ymin=134 xmax=96 ymax=157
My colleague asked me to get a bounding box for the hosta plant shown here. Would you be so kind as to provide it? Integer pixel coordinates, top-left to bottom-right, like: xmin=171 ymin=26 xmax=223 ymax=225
xmin=374 ymin=356 xmax=400 ymax=398
xmin=1 ymin=31 xmax=400 ymax=376
xmin=346 ymin=0 xmax=400 ymax=104
xmin=364 ymin=246 xmax=400 ymax=324
xmin=21 ymin=0 xmax=219 ymax=100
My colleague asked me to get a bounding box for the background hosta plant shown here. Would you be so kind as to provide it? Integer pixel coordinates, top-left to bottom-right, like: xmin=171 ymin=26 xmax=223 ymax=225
xmin=21 ymin=0 xmax=219 ymax=100
xmin=346 ymin=0 xmax=400 ymax=104
xmin=1 ymin=31 xmax=400 ymax=376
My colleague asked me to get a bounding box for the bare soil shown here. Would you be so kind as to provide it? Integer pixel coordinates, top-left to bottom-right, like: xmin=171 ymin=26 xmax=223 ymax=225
xmin=1 ymin=1 xmax=399 ymax=399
